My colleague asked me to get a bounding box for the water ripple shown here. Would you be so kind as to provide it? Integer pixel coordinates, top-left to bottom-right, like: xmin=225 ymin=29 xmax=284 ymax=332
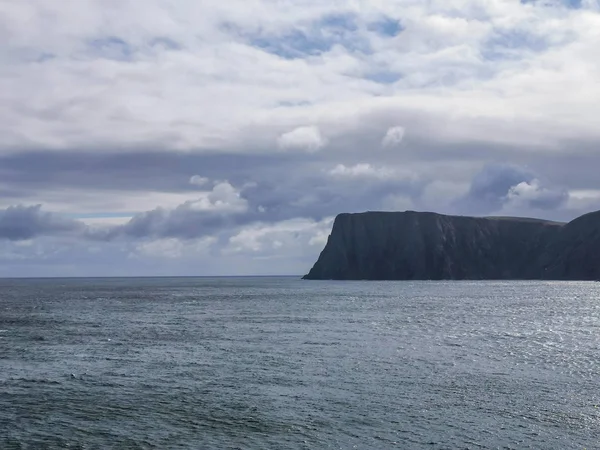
xmin=0 ymin=278 xmax=599 ymax=449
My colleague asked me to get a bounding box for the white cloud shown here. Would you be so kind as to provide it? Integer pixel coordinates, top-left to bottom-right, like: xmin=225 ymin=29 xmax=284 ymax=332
xmin=189 ymin=175 xmax=209 ymax=187
xmin=79 ymin=216 xmax=133 ymax=227
xmin=382 ymin=126 xmax=405 ymax=148
xmin=185 ymin=181 xmax=248 ymax=213
xmin=1 ymin=1 xmax=600 ymax=155
xmin=277 ymin=126 xmax=327 ymax=153
xmin=503 ymin=178 xmax=569 ymax=211
xmin=224 ymin=217 xmax=334 ymax=256
xmin=507 ymin=179 xmax=544 ymax=202
xmin=328 ymin=163 xmax=396 ymax=180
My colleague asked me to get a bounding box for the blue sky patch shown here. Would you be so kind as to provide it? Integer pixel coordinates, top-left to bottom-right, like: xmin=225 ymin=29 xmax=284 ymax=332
xmin=319 ymin=12 xmax=358 ymax=33
xmin=368 ymin=17 xmax=404 ymax=37
xmin=481 ymin=29 xmax=549 ymax=60
xmin=521 ymin=0 xmax=583 ymax=8
xmin=250 ymin=29 xmax=331 ymax=59
xmin=242 ymin=12 xmax=371 ymax=59
xmin=87 ymin=36 xmax=133 ymax=61
xmin=364 ymin=71 xmax=403 ymax=84
xmin=149 ymin=37 xmax=181 ymax=51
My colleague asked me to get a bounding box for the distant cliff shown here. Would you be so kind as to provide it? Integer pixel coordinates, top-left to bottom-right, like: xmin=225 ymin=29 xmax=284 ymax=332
xmin=303 ymin=210 xmax=600 ymax=280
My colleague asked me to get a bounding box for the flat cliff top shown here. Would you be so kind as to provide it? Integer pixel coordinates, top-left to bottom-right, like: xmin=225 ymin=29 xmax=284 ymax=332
xmin=344 ymin=210 xmax=565 ymax=226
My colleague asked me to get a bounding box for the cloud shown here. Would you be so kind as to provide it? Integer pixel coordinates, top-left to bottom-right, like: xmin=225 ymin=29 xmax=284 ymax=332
xmin=466 ymin=164 xmax=535 ymax=207
xmin=223 ymin=217 xmax=334 ymax=258
xmin=328 ymin=163 xmax=396 ymax=179
xmin=186 ymin=182 xmax=247 ymax=212
xmin=1 ymin=0 xmax=600 ymax=158
xmin=457 ymin=163 xmax=568 ymax=215
xmin=1 ymin=1 xmax=600 ymax=275
xmin=0 ymin=205 xmax=84 ymax=241
xmin=382 ymin=126 xmax=405 ymax=148
xmin=189 ymin=175 xmax=209 ymax=187
xmin=2 ymin=0 xmax=600 ymax=157
xmin=277 ymin=126 xmax=327 ymax=153
xmin=111 ymin=181 xmax=249 ymax=240
xmin=505 ymin=179 xmax=569 ymax=210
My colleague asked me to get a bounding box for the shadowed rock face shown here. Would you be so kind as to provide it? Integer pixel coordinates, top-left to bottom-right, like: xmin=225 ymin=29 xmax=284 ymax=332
xmin=303 ymin=210 xmax=600 ymax=280
xmin=538 ymin=210 xmax=600 ymax=281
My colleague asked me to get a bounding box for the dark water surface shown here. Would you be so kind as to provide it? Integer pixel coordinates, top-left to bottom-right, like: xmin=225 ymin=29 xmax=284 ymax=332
xmin=1 ymin=277 xmax=599 ymax=449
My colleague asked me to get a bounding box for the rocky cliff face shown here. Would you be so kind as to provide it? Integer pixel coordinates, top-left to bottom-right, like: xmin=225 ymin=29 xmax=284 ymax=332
xmin=538 ymin=210 xmax=600 ymax=280
xmin=303 ymin=210 xmax=600 ymax=280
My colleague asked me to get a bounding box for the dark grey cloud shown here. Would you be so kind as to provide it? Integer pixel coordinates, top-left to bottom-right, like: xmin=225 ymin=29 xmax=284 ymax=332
xmin=0 ymin=205 xmax=84 ymax=241
xmin=2 ymin=137 xmax=598 ymax=205
xmin=0 ymin=144 xmax=590 ymax=247
xmin=0 ymin=145 xmax=432 ymax=242
xmin=532 ymin=150 xmax=600 ymax=190
xmin=463 ymin=164 xmax=535 ymax=210
xmin=0 ymin=158 xmax=573 ymax=247
xmin=0 ymin=151 xmax=311 ymax=195
xmin=111 ymin=206 xmax=245 ymax=241
xmin=0 ymin=151 xmax=190 ymax=193
xmin=534 ymin=192 xmax=570 ymax=210
xmin=0 ymin=147 xmax=582 ymax=246
xmin=101 ymin=170 xmax=426 ymax=241
xmin=456 ymin=163 xmax=568 ymax=215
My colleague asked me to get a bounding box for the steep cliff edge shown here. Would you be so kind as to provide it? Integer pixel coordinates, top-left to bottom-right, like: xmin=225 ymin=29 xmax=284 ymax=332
xmin=538 ymin=210 xmax=600 ymax=280
xmin=302 ymin=210 xmax=600 ymax=280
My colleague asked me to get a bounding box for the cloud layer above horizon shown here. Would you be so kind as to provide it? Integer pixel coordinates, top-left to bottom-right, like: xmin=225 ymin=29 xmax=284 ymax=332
xmin=1 ymin=0 xmax=600 ymax=276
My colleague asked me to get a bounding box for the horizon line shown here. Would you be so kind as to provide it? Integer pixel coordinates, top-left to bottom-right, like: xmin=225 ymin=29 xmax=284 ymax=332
xmin=0 ymin=275 xmax=303 ymax=280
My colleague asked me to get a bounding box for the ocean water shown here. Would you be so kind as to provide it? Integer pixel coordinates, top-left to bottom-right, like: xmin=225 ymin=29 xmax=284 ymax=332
xmin=0 ymin=277 xmax=599 ymax=449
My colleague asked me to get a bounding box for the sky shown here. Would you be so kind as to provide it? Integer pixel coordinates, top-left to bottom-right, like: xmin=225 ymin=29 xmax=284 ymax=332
xmin=1 ymin=0 xmax=600 ymax=277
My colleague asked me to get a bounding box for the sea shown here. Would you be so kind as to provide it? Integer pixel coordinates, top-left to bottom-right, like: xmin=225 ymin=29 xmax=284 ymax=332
xmin=0 ymin=277 xmax=599 ymax=449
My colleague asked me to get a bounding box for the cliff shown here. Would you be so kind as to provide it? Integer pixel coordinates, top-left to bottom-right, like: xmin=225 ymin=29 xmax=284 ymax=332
xmin=303 ymin=210 xmax=600 ymax=280
xmin=538 ymin=210 xmax=600 ymax=280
